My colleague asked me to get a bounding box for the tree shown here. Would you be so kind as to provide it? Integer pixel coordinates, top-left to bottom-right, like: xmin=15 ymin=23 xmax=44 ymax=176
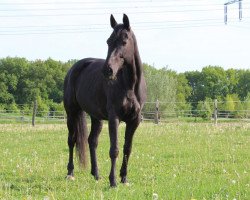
xmin=237 ymin=70 xmax=250 ymax=100
xmin=174 ymin=73 xmax=192 ymax=116
xmin=197 ymin=98 xmax=213 ymax=120
xmin=0 ymin=74 xmax=14 ymax=104
xmin=224 ymin=94 xmax=235 ymax=112
xmin=226 ymin=68 xmax=239 ymax=94
xmin=201 ymin=66 xmax=229 ymax=99
xmin=185 ymin=70 xmax=205 ymax=109
xmin=0 ymin=57 xmax=27 ymax=104
xmin=0 ymin=57 xmax=73 ymax=111
xmin=0 ymin=57 xmax=249 ymax=120
xmin=143 ymin=64 xmax=177 ymax=113
xmin=222 ymin=94 xmax=243 ymax=118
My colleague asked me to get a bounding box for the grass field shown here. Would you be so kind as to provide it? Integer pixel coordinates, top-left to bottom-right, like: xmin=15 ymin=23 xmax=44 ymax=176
xmin=0 ymin=122 xmax=249 ymax=200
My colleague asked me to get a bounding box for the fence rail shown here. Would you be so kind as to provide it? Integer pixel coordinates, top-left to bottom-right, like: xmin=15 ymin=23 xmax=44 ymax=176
xmin=0 ymin=100 xmax=250 ymax=124
xmin=0 ymin=110 xmax=67 ymax=124
xmin=142 ymin=100 xmax=250 ymax=124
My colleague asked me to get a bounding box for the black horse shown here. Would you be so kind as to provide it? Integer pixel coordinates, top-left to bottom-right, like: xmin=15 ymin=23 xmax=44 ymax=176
xmin=63 ymin=14 xmax=146 ymax=187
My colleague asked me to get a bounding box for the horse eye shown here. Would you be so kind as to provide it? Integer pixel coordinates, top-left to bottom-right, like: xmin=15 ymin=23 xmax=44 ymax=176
xmin=124 ymin=33 xmax=128 ymax=39
xmin=122 ymin=32 xmax=128 ymax=40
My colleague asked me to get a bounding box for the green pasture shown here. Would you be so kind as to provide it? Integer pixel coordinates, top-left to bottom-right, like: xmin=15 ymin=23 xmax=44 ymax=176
xmin=0 ymin=122 xmax=249 ymax=199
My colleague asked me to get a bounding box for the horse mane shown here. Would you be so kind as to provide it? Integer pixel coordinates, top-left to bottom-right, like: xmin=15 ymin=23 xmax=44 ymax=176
xmin=131 ymin=32 xmax=143 ymax=100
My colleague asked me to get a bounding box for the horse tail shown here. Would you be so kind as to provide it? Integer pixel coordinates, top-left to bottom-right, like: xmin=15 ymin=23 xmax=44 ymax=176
xmin=74 ymin=111 xmax=88 ymax=168
xmin=64 ymin=58 xmax=95 ymax=168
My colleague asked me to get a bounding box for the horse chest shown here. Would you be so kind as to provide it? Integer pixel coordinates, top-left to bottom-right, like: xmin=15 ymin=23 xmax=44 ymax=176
xmin=119 ymin=94 xmax=140 ymax=120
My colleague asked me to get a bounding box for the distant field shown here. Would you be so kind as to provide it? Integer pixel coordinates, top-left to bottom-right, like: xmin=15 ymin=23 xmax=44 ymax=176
xmin=0 ymin=122 xmax=249 ymax=199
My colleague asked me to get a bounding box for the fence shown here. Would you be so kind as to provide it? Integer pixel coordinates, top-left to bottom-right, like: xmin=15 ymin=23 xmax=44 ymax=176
xmin=0 ymin=110 xmax=67 ymax=124
xmin=0 ymin=100 xmax=250 ymax=125
xmin=142 ymin=100 xmax=250 ymax=124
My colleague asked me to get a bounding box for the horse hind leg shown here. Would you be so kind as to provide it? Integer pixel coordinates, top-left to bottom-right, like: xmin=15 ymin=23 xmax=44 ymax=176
xmin=88 ymin=117 xmax=103 ymax=180
xmin=66 ymin=115 xmax=76 ymax=180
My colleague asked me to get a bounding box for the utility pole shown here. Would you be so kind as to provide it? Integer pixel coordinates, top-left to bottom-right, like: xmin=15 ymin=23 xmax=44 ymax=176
xmin=224 ymin=0 xmax=243 ymax=24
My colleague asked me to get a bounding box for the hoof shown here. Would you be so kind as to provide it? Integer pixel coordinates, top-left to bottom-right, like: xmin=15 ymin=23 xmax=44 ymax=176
xmin=110 ymin=185 xmax=117 ymax=188
xmin=93 ymin=174 xmax=99 ymax=181
xmin=121 ymin=177 xmax=130 ymax=186
xmin=121 ymin=177 xmax=127 ymax=183
xmin=124 ymin=182 xmax=130 ymax=186
xmin=110 ymin=182 xmax=117 ymax=188
xmin=66 ymin=175 xmax=75 ymax=181
xmin=91 ymin=170 xmax=99 ymax=181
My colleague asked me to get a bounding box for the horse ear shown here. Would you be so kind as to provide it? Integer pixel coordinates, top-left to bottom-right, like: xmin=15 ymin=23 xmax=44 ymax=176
xmin=110 ymin=14 xmax=117 ymax=29
xmin=123 ymin=13 xmax=130 ymax=30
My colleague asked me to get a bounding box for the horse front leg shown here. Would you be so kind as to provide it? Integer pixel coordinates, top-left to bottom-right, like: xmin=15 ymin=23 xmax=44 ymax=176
xmin=120 ymin=116 xmax=140 ymax=184
xmin=108 ymin=113 xmax=119 ymax=187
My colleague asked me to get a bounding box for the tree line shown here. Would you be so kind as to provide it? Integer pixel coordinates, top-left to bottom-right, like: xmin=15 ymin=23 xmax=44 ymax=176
xmin=0 ymin=57 xmax=249 ymax=118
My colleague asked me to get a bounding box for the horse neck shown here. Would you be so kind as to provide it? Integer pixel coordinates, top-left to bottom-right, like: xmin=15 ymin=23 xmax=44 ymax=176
xmin=122 ymin=33 xmax=143 ymax=97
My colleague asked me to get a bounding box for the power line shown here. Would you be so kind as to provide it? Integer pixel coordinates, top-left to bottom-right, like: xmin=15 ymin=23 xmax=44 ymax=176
xmin=1 ymin=17 xmax=249 ymax=35
xmin=0 ymin=0 xmax=248 ymax=9
xmin=1 ymin=17 xmax=249 ymax=30
xmin=0 ymin=0 xmax=225 ymax=6
xmin=0 ymin=23 xmax=225 ymax=36
xmin=0 ymin=1 xmax=150 ymax=5
xmin=0 ymin=4 xmax=236 ymax=12
xmin=0 ymin=9 xmax=238 ymax=18
xmin=0 ymin=18 xmax=225 ymax=28
xmin=1 ymin=4 xmax=249 ymax=18
xmin=0 ymin=1 xmax=249 ymax=35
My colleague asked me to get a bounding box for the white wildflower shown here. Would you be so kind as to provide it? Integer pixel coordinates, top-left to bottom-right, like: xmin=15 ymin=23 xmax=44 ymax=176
xmin=152 ymin=193 xmax=158 ymax=200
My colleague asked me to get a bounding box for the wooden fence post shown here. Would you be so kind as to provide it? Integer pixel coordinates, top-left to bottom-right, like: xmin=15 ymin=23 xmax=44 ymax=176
xmin=155 ymin=99 xmax=159 ymax=124
xmin=64 ymin=110 xmax=67 ymax=123
xmin=32 ymin=99 xmax=37 ymax=126
xmin=214 ymin=99 xmax=218 ymax=125
xmin=21 ymin=111 xmax=24 ymax=123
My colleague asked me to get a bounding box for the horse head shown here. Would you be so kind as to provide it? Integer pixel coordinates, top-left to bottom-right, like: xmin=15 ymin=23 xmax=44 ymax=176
xmin=103 ymin=14 xmax=135 ymax=80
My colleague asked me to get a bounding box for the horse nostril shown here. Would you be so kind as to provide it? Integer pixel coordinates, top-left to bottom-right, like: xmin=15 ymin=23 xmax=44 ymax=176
xmin=107 ymin=67 xmax=113 ymax=76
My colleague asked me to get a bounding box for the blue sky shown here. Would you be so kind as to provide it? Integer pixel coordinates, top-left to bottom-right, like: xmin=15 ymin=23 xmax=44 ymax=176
xmin=0 ymin=0 xmax=249 ymax=72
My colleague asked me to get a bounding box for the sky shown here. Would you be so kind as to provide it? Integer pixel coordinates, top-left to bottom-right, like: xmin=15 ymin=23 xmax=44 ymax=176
xmin=0 ymin=0 xmax=249 ymax=73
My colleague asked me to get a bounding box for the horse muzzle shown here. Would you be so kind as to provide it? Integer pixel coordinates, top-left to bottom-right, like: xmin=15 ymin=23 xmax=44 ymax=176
xmin=103 ymin=66 xmax=117 ymax=81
